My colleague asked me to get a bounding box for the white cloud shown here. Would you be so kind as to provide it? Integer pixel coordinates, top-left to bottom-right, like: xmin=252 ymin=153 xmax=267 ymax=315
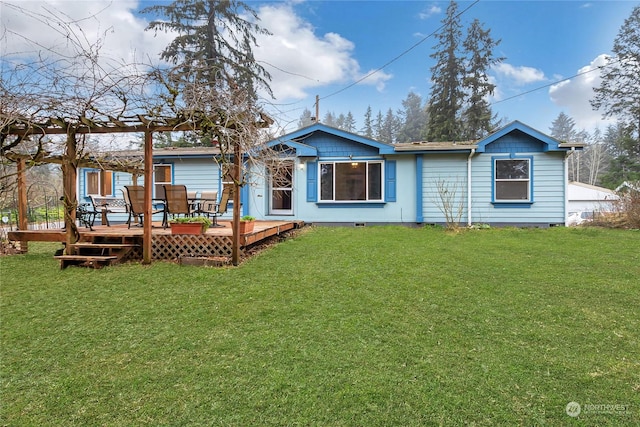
xmin=0 ymin=1 xmax=171 ymax=67
xmin=548 ymin=54 xmax=614 ymax=131
xmin=1 ymin=1 xmax=390 ymax=115
xmin=419 ymin=4 xmax=442 ymax=20
xmin=493 ymin=63 xmax=546 ymax=85
xmin=254 ymin=3 xmax=391 ymax=102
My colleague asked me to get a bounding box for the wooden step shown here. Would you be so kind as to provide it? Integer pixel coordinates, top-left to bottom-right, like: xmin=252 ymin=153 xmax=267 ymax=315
xmin=70 ymin=243 xmax=138 ymax=249
xmin=54 ymin=255 xmax=118 ymax=269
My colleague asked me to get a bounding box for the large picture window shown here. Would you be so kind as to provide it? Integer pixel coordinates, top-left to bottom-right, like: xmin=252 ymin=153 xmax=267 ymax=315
xmin=319 ymin=161 xmax=383 ymax=202
xmin=494 ymin=158 xmax=530 ymax=201
xmin=86 ymin=170 xmax=113 ymax=196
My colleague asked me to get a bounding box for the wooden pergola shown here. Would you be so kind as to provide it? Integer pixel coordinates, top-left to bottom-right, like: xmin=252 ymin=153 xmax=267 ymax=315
xmin=2 ymin=115 xmax=250 ymax=265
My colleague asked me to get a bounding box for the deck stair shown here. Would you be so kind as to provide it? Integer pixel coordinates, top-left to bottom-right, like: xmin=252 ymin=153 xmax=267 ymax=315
xmin=54 ymin=241 xmax=139 ymax=269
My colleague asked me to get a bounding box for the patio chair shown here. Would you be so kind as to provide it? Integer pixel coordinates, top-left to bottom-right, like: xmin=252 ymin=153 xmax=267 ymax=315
xmin=163 ymin=184 xmax=196 ymax=227
xmin=76 ymin=202 xmax=98 ymax=230
xmin=195 ymin=189 xmax=217 ymax=215
xmin=199 ymin=185 xmax=232 ymax=227
xmin=124 ymin=185 xmax=164 ymax=228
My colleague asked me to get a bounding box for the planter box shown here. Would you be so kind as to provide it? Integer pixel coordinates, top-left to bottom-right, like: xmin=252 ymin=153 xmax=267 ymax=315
xmin=170 ymin=222 xmax=205 ymax=235
xmin=234 ymin=221 xmax=255 ymax=235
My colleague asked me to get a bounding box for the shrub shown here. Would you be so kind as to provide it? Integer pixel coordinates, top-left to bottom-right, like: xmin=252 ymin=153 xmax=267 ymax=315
xmin=170 ymin=216 xmax=212 ymax=230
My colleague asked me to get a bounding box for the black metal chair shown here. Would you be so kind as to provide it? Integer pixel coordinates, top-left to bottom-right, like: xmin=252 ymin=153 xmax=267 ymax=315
xmin=76 ymin=203 xmax=97 ymax=230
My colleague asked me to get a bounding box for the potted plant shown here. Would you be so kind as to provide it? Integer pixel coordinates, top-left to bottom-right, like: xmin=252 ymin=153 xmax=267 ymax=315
xmin=237 ymin=215 xmax=255 ymax=234
xmin=169 ymin=216 xmax=212 ymax=235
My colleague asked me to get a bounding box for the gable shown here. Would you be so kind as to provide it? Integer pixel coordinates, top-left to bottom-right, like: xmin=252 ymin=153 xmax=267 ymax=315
xmin=303 ymin=132 xmax=380 ymax=157
xmin=477 ymin=120 xmax=580 ymax=153
xmin=483 ymin=129 xmax=545 ymax=153
xmin=267 ymin=123 xmax=394 ymax=157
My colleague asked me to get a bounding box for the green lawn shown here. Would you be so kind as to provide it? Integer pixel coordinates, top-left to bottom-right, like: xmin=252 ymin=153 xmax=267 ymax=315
xmin=1 ymin=226 xmax=638 ymax=426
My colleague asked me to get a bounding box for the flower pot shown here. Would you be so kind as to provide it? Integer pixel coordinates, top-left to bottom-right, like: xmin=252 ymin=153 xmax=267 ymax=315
xmin=235 ymin=221 xmax=254 ymax=235
xmin=170 ymin=222 xmax=205 ymax=235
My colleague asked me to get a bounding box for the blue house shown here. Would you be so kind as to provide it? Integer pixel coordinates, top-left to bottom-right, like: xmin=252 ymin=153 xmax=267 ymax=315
xmin=77 ymin=121 xmax=582 ymax=227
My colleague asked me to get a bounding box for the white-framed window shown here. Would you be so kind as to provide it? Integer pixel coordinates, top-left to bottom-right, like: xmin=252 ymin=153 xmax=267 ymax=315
xmin=319 ymin=160 xmax=383 ymax=202
xmin=494 ymin=158 xmax=531 ymax=202
xmin=86 ymin=170 xmax=113 ymax=196
xmin=153 ymin=164 xmax=172 ymax=197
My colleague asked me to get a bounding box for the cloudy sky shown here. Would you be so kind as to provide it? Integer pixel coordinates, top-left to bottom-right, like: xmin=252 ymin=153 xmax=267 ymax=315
xmin=1 ymin=0 xmax=637 ymax=136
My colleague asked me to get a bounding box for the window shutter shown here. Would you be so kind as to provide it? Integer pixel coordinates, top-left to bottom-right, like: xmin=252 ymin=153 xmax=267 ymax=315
xmin=385 ymin=160 xmax=396 ymax=202
xmin=306 ymin=161 xmax=317 ymax=202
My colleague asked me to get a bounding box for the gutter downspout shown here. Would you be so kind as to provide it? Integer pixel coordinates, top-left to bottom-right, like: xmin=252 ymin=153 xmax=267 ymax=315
xmin=467 ymin=149 xmax=476 ymax=226
xmin=564 ymin=147 xmax=575 ymax=226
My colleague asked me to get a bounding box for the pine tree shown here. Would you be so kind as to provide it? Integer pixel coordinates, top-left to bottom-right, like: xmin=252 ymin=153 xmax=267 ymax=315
xmin=298 ymin=108 xmax=314 ymax=129
xmin=426 ymin=0 xmax=465 ymax=141
xmin=374 ymin=110 xmax=384 ymax=141
xmin=343 ymin=112 xmax=357 ymax=133
xmin=142 ymin=0 xmax=272 ymax=101
xmin=591 ymin=5 xmax=640 ymax=140
xmin=397 ymin=92 xmax=428 ymax=143
xmin=362 ymin=106 xmax=374 ymax=138
xmin=591 ymin=6 xmax=640 ymax=187
xmin=549 ymin=112 xmax=577 ymax=143
xmin=377 ymin=109 xmax=399 ymax=144
xmin=550 ymin=112 xmax=580 ymax=181
xmin=323 ymin=112 xmax=336 ymax=127
xmin=461 ymin=18 xmax=503 ymax=140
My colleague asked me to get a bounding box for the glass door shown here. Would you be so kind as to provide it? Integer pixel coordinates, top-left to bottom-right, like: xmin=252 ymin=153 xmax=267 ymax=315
xmin=269 ymin=161 xmax=293 ymax=215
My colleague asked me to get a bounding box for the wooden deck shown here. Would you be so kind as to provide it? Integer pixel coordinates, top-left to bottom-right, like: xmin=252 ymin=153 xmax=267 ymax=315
xmin=8 ymin=220 xmax=303 ymax=262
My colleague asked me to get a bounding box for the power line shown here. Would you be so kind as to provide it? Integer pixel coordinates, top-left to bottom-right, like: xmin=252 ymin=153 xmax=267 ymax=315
xmin=319 ymin=0 xmax=480 ymax=101
xmin=490 ymin=57 xmax=622 ymax=106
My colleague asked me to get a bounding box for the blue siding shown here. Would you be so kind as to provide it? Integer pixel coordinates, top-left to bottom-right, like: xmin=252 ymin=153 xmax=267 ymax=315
xmin=307 ymin=134 xmax=379 ymax=157
xmin=484 ymin=130 xmax=544 ymax=153
xmin=421 ymin=154 xmax=469 ymax=224
xmin=471 ymin=151 xmax=566 ymax=224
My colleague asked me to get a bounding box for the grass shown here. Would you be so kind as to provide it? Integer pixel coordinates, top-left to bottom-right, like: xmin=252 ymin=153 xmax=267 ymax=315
xmin=1 ymin=226 xmax=639 ymax=426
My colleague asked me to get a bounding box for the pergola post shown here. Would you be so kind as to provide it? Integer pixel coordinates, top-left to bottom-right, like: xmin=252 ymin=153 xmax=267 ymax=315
xmin=143 ymin=130 xmax=153 ymax=264
xmin=16 ymin=158 xmax=28 ymax=252
xmin=231 ymin=142 xmax=241 ymax=266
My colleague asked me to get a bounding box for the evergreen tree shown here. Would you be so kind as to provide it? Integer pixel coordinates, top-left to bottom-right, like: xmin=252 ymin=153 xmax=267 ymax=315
xmin=343 ymin=112 xmax=357 ymax=133
xmin=362 ymin=106 xmax=374 ymax=138
xmin=298 ymin=108 xmax=314 ymax=129
xmin=549 ymin=112 xmax=577 ymax=142
xmin=323 ymin=111 xmax=336 ymax=127
xmin=374 ymin=110 xmax=384 ymax=141
xmin=397 ymin=92 xmax=428 ymax=143
xmin=550 ymin=112 xmax=580 ymax=181
xmin=600 ymin=122 xmax=640 ymax=188
xmin=461 ymin=18 xmax=503 ymax=140
xmin=591 ymin=5 xmax=640 ymax=140
xmin=335 ymin=113 xmax=346 ymax=130
xmin=142 ymin=0 xmax=272 ymax=101
xmin=426 ymin=0 xmax=465 ymax=141
xmin=377 ymin=109 xmax=399 ymax=144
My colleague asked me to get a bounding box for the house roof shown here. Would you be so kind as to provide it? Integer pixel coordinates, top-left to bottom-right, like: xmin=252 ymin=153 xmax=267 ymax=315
xmin=394 ymin=141 xmax=477 ymax=152
xmin=268 ymin=123 xmax=396 ymax=155
xmin=100 ymin=147 xmax=221 ymax=159
xmin=476 ymin=120 xmax=585 ymax=152
xmin=568 ymin=181 xmax=618 ymax=200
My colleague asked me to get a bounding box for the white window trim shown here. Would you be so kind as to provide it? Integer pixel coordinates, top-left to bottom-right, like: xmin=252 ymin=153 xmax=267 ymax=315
xmin=493 ymin=157 xmax=532 ymax=203
xmin=86 ymin=169 xmax=114 ymax=197
xmin=318 ymin=160 xmax=385 ymax=203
